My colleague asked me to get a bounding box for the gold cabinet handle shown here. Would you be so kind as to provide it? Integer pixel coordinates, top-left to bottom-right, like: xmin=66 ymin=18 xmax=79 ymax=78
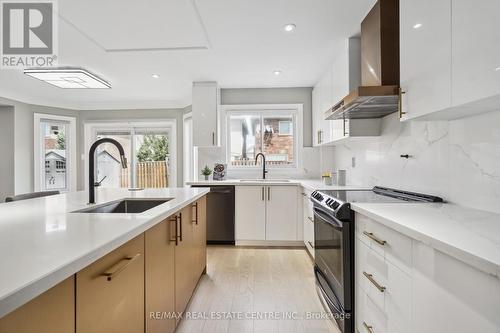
xmin=362 ymin=321 xmax=374 ymax=333
xmin=363 ymin=271 xmax=386 ymax=292
xmin=363 ymin=231 xmax=387 ymax=246
xmin=178 ymin=213 xmax=183 ymax=242
xmin=307 ymin=216 xmax=314 ymax=223
xmin=399 ymin=88 xmax=406 ymax=118
xmin=102 ymin=253 xmax=141 ymax=281
xmin=191 ymin=202 xmax=198 ymax=225
xmin=169 ymin=216 xmax=178 ymax=245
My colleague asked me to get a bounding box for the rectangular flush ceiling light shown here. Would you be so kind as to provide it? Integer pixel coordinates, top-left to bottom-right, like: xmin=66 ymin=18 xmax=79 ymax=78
xmin=24 ymin=68 xmax=111 ymax=89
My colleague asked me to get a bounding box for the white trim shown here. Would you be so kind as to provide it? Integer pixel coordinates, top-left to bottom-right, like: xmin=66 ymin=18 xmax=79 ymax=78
xmin=220 ymin=104 xmax=304 ymax=171
xmin=34 ymin=113 xmax=77 ymax=192
xmin=183 ymin=112 xmax=194 ymax=184
xmin=83 ymin=119 xmax=177 ymax=189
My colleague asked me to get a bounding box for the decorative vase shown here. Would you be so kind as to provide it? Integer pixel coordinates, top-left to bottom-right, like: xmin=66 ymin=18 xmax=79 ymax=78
xmin=204 ymin=175 xmax=209 ymax=181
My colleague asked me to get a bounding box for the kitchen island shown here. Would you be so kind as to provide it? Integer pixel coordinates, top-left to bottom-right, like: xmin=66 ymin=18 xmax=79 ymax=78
xmin=0 ymin=187 xmax=209 ymax=333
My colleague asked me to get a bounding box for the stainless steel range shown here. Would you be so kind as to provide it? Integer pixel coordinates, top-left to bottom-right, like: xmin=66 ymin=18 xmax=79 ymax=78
xmin=310 ymin=186 xmax=443 ymax=333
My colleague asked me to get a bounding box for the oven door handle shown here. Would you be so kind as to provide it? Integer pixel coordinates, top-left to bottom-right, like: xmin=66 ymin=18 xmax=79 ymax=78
xmin=314 ymin=268 xmax=344 ymax=315
xmin=313 ymin=207 xmax=342 ymax=229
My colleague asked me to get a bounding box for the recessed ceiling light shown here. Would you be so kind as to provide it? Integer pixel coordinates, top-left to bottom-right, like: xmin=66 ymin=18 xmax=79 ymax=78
xmin=495 ymin=67 xmax=500 ymax=72
xmin=24 ymin=68 xmax=111 ymax=89
xmin=273 ymin=70 xmax=282 ymax=76
xmin=152 ymin=74 xmax=160 ymax=79
xmin=413 ymin=23 xmax=422 ymax=29
xmin=283 ymin=23 xmax=296 ymax=32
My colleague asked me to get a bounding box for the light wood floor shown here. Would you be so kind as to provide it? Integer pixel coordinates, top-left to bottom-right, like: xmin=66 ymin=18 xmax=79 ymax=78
xmin=176 ymin=246 xmax=340 ymax=333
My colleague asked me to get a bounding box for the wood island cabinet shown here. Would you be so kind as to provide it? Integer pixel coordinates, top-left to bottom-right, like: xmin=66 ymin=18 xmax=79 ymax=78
xmin=76 ymin=234 xmax=145 ymax=333
xmin=145 ymin=216 xmax=177 ymax=333
xmin=0 ymin=277 xmax=75 ymax=333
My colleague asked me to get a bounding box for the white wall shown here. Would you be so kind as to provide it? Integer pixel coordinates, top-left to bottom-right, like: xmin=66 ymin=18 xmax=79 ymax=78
xmin=0 ymin=97 xmax=79 ymax=195
xmin=0 ymin=106 xmax=15 ymax=201
xmin=329 ymin=110 xmax=500 ymax=213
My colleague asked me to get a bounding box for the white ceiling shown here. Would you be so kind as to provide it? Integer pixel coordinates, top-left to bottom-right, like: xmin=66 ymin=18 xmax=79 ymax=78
xmin=0 ymin=0 xmax=376 ymax=110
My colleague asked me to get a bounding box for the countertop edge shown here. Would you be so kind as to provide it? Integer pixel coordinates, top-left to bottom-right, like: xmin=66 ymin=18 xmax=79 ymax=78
xmin=351 ymin=204 xmax=500 ymax=280
xmin=0 ymin=189 xmax=209 ymax=319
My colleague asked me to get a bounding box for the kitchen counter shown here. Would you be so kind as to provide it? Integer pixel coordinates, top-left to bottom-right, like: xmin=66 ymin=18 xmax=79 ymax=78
xmin=186 ymin=179 xmax=368 ymax=191
xmin=0 ymin=187 xmax=209 ymax=318
xmin=352 ymin=202 xmax=500 ymax=279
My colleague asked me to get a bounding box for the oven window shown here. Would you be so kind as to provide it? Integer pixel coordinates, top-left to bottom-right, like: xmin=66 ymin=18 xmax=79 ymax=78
xmin=314 ymin=213 xmax=343 ymax=288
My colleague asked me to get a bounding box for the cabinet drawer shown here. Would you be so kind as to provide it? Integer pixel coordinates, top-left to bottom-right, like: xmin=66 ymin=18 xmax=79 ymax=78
xmin=355 ymin=213 xmax=412 ymax=271
xmin=356 ymin=284 xmax=388 ymax=333
xmin=356 ymin=237 xmax=411 ymax=332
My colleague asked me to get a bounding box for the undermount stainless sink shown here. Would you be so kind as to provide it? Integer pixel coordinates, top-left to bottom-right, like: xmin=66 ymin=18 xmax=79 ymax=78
xmin=239 ymin=179 xmax=291 ymax=183
xmin=73 ymin=198 xmax=172 ymax=214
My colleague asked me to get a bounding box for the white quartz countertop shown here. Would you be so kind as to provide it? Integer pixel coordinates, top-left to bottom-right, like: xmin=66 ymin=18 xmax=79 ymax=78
xmin=0 ymin=187 xmax=209 ymax=318
xmin=186 ymin=179 xmax=368 ymax=191
xmin=351 ymin=202 xmax=500 ymax=279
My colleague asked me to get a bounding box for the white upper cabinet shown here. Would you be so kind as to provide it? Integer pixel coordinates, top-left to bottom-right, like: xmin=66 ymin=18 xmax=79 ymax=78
xmin=312 ymin=38 xmax=367 ymax=145
xmin=400 ymin=0 xmax=452 ymax=120
xmin=452 ymin=0 xmax=500 ymax=108
xmin=192 ymin=82 xmax=218 ymax=146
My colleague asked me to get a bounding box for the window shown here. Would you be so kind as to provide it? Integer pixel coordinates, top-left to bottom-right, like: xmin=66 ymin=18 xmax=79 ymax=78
xmin=34 ymin=114 xmax=77 ymax=192
xmin=227 ymin=111 xmax=297 ymax=168
xmin=278 ymin=120 xmax=293 ymax=135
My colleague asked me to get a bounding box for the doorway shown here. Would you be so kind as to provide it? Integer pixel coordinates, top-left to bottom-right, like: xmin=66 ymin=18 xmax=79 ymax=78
xmin=84 ymin=121 xmax=177 ymax=189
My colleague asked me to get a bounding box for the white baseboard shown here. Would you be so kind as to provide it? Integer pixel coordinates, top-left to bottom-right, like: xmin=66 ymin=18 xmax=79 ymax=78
xmin=235 ymin=240 xmax=305 ymax=247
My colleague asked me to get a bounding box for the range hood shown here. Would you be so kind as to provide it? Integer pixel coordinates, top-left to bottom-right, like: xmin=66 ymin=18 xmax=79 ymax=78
xmin=326 ymin=0 xmax=399 ymax=120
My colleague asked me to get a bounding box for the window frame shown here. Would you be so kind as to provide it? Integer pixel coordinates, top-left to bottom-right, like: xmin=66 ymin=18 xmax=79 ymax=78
xmin=34 ymin=113 xmax=77 ymax=192
xmin=222 ymin=104 xmax=303 ymax=170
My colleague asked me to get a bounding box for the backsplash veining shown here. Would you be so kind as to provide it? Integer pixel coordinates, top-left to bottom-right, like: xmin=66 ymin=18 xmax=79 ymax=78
xmin=330 ymin=111 xmax=500 ymax=213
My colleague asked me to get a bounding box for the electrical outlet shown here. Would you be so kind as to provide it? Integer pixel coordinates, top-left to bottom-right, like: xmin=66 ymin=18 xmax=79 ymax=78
xmin=351 ymin=157 xmax=356 ymax=168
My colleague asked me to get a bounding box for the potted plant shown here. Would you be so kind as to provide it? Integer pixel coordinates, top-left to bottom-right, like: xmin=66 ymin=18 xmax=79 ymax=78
xmin=201 ymin=165 xmax=212 ymax=181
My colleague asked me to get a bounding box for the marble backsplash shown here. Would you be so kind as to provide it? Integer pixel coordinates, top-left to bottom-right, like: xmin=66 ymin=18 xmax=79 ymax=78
xmin=329 ymin=110 xmax=500 ymax=213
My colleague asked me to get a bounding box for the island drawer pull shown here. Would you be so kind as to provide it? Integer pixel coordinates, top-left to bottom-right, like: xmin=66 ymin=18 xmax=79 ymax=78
xmin=363 ymin=231 xmax=387 ymax=246
xmin=191 ymin=202 xmax=198 ymax=225
xmin=102 ymin=253 xmax=141 ymax=281
xmin=363 ymin=271 xmax=386 ymax=292
xmin=307 ymin=216 xmax=314 ymax=223
xmin=177 ymin=213 xmax=183 ymax=242
xmin=169 ymin=216 xmax=178 ymax=245
xmin=362 ymin=321 xmax=374 ymax=333
xmin=307 ymin=241 xmax=314 ymax=249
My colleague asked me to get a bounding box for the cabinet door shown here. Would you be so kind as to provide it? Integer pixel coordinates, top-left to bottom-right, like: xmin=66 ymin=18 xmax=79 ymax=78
xmin=0 ymin=277 xmax=75 ymax=333
xmin=400 ymin=0 xmax=452 ymax=120
xmin=235 ymin=186 xmax=266 ymax=240
xmin=174 ymin=206 xmax=196 ymax=317
xmin=192 ymin=82 xmax=218 ymax=146
xmin=192 ymin=196 xmax=207 ymax=277
xmin=145 ymin=217 xmax=176 ymax=333
xmin=266 ymin=186 xmax=298 ymax=241
xmin=312 ymin=86 xmax=322 ymax=146
xmin=452 ymin=0 xmax=500 ymax=107
xmin=302 ymin=191 xmax=314 ymax=257
xmin=76 ymin=235 xmax=145 ymax=333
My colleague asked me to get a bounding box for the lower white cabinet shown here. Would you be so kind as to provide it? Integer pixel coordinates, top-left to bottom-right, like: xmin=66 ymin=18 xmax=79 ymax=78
xmin=355 ymin=212 xmax=500 ymax=333
xmin=235 ymin=185 xmax=298 ymax=242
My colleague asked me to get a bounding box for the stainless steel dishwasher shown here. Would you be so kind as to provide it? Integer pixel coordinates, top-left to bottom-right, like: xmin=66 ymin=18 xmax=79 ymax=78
xmin=191 ymin=185 xmax=235 ymax=245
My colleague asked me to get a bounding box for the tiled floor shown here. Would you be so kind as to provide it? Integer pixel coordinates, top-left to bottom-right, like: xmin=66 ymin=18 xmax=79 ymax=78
xmin=176 ymin=246 xmax=339 ymax=333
